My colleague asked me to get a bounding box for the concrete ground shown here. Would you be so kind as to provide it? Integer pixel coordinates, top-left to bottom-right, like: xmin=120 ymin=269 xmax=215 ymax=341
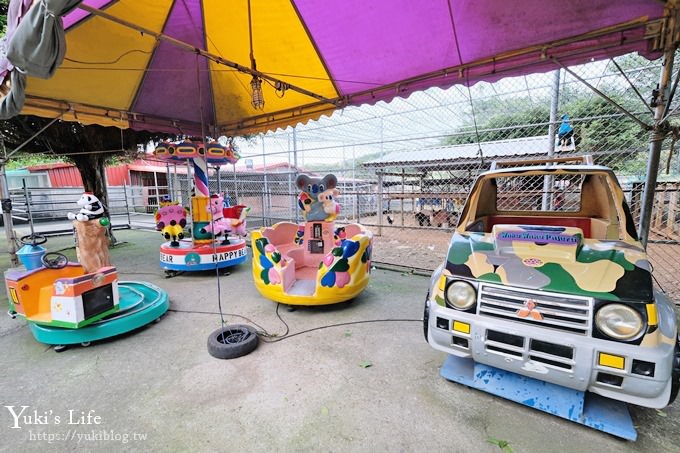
xmin=0 ymin=229 xmax=678 ymax=453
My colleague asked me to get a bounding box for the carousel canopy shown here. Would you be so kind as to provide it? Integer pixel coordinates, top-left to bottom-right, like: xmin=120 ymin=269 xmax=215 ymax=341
xmin=3 ymin=0 xmax=671 ymax=136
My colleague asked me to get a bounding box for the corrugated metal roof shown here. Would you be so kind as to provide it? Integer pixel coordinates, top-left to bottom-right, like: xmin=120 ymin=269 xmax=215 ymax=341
xmin=363 ymin=135 xmax=552 ymax=166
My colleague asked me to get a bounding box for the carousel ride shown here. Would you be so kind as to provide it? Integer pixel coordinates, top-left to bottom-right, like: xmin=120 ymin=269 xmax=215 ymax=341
xmin=4 ymin=193 xmax=169 ymax=351
xmin=153 ymin=140 xmax=248 ymax=277
xmin=251 ymin=173 xmax=373 ymax=305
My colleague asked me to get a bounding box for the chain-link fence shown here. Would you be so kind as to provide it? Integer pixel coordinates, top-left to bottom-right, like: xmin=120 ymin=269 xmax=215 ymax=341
xmin=17 ymin=54 xmax=671 ymax=299
xmin=217 ymin=53 xmax=680 ymax=300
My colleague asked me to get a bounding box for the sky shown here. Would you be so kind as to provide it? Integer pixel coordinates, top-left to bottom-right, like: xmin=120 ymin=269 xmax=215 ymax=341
xmin=232 ymin=58 xmax=647 ymax=171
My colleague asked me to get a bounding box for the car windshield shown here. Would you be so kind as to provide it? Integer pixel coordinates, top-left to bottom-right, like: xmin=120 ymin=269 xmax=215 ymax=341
xmin=495 ymin=173 xmax=585 ymax=213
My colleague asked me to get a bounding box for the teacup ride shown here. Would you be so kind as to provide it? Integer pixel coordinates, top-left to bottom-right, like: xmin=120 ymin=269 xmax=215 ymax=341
xmin=4 ymin=194 xmax=169 ymax=351
xmin=251 ymin=173 xmax=373 ymax=306
xmin=153 ymin=141 xmax=248 ymax=277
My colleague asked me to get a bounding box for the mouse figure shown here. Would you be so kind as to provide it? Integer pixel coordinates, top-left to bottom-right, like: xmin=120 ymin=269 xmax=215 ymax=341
xmin=295 ymin=174 xmax=339 ymax=222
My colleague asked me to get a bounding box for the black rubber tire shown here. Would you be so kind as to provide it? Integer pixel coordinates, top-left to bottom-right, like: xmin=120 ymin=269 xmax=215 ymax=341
xmin=423 ymin=292 xmax=430 ymax=342
xmin=207 ymin=324 xmax=258 ymax=359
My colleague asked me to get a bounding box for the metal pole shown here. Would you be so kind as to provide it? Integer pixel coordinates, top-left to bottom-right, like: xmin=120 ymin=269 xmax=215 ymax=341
xmin=123 ymin=182 xmax=131 ymax=227
xmin=262 ymin=135 xmax=269 ymax=225
xmin=401 ymin=168 xmax=405 ymax=226
xmin=152 ymin=168 xmax=159 ymax=209
xmin=287 ymin=132 xmax=293 ymax=221
xmin=233 ymin=164 xmax=238 ymax=203
xmin=293 ymin=129 xmax=299 ymax=224
xmin=542 ymin=69 xmax=560 ymax=210
xmin=166 ymin=162 xmax=172 ymax=201
xmin=0 ymin=156 xmax=18 ymax=267
xmin=377 ymin=172 xmax=383 ymax=236
xmin=22 ymin=180 xmax=35 ymax=237
xmin=353 ymin=146 xmax=357 ymax=219
xmin=639 ymin=3 xmax=678 ymax=245
xmin=216 ymin=165 xmax=222 ymax=193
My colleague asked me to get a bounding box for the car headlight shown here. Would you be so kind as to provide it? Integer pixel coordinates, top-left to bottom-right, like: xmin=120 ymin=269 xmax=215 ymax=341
xmin=595 ymin=304 xmax=644 ymax=340
xmin=445 ymin=281 xmax=476 ymax=310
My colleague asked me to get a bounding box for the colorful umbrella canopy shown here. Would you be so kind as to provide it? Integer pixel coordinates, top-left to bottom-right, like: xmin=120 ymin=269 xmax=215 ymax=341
xmin=8 ymin=0 xmax=670 ymax=136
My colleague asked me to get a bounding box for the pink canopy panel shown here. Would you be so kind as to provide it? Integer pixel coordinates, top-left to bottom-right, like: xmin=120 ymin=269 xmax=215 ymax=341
xmin=6 ymin=0 xmax=670 ymax=135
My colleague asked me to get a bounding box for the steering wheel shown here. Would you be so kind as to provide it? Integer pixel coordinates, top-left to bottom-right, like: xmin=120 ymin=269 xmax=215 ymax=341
xmin=41 ymin=252 xmax=68 ymax=269
xmin=20 ymin=234 xmax=47 ymax=246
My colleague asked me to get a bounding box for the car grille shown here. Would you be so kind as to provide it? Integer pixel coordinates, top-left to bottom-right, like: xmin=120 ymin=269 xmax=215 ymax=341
xmin=478 ymin=284 xmax=593 ymax=335
xmin=485 ymin=329 xmax=576 ymax=371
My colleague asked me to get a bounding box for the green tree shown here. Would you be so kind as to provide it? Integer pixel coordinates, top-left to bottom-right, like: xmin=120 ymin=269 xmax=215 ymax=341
xmin=1 ymin=115 xmax=167 ymax=241
xmin=440 ymin=58 xmax=661 ymax=174
xmin=0 ymin=0 xmax=8 ymax=36
xmin=443 ymin=97 xmax=550 ymax=145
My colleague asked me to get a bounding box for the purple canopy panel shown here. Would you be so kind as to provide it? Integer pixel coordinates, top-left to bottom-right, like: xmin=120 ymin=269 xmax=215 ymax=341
xmin=130 ymin=1 xmax=214 ymax=136
xmin=63 ymin=0 xmax=113 ymax=30
xmin=294 ymin=1 xmax=458 ymax=95
xmin=295 ymin=0 xmax=665 ymax=104
xmin=451 ymin=0 xmax=660 ymax=63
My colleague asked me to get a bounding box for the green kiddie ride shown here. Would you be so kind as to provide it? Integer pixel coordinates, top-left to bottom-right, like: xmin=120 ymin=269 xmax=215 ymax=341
xmin=423 ymin=156 xmax=679 ymax=440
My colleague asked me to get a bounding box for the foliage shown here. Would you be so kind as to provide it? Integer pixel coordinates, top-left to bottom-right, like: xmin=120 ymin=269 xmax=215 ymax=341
xmin=0 ymin=0 xmax=8 ymax=36
xmin=0 ymin=115 xmax=168 ymax=243
xmin=443 ymin=99 xmax=550 ymax=145
xmin=4 ymin=152 xmax=64 ymax=170
xmin=439 ymin=56 xmax=669 ymax=175
xmin=568 ymin=97 xmax=649 ymax=153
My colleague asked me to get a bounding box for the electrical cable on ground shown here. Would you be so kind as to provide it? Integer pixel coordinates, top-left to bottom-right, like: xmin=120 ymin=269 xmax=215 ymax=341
xmin=167 ymin=303 xmax=421 ymax=344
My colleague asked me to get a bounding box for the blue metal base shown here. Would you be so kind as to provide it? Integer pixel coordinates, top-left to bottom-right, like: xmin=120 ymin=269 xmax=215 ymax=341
xmin=160 ymin=254 xmax=247 ymax=271
xmin=440 ymin=355 xmax=636 ymax=440
xmin=28 ymin=281 xmax=169 ymax=346
xmin=159 ymin=239 xmax=247 ymax=272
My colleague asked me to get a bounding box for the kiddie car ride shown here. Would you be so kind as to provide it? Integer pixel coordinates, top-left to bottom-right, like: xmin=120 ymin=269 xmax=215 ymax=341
xmin=4 ymin=194 xmax=169 ymax=351
xmin=251 ymin=173 xmax=372 ymax=305
xmin=423 ymin=156 xmax=679 ymax=439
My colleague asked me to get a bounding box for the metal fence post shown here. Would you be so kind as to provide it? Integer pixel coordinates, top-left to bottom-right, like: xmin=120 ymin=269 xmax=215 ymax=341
xmin=542 ymin=69 xmax=560 ymax=210
xmin=0 ymin=159 xmax=18 ymax=266
xmin=123 ymin=182 xmax=131 ymax=227
xmin=377 ymin=172 xmax=383 ymax=236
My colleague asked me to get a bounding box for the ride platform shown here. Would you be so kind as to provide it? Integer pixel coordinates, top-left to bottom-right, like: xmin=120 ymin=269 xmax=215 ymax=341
xmin=159 ymin=238 xmax=247 ymax=272
xmin=440 ymin=354 xmax=637 ymax=440
xmin=28 ymin=281 xmax=169 ymax=348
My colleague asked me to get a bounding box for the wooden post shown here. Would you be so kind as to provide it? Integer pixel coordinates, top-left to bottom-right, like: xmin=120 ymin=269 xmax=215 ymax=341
xmin=73 ymin=220 xmax=111 ymax=274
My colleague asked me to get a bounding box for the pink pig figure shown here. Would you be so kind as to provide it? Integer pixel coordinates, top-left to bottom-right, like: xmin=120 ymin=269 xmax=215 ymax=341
xmin=200 ymin=193 xmax=234 ymax=244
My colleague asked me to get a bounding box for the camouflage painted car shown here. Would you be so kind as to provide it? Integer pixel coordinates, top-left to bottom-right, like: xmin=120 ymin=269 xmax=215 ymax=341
xmin=424 ymin=157 xmax=680 ymax=408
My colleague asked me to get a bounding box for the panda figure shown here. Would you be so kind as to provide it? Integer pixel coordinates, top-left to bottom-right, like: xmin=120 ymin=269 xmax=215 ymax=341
xmin=68 ymin=192 xmax=105 ymax=222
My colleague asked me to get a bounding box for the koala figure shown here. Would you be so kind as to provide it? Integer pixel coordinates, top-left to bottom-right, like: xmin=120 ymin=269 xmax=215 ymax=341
xmin=295 ymin=174 xmax=338 ymax=222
